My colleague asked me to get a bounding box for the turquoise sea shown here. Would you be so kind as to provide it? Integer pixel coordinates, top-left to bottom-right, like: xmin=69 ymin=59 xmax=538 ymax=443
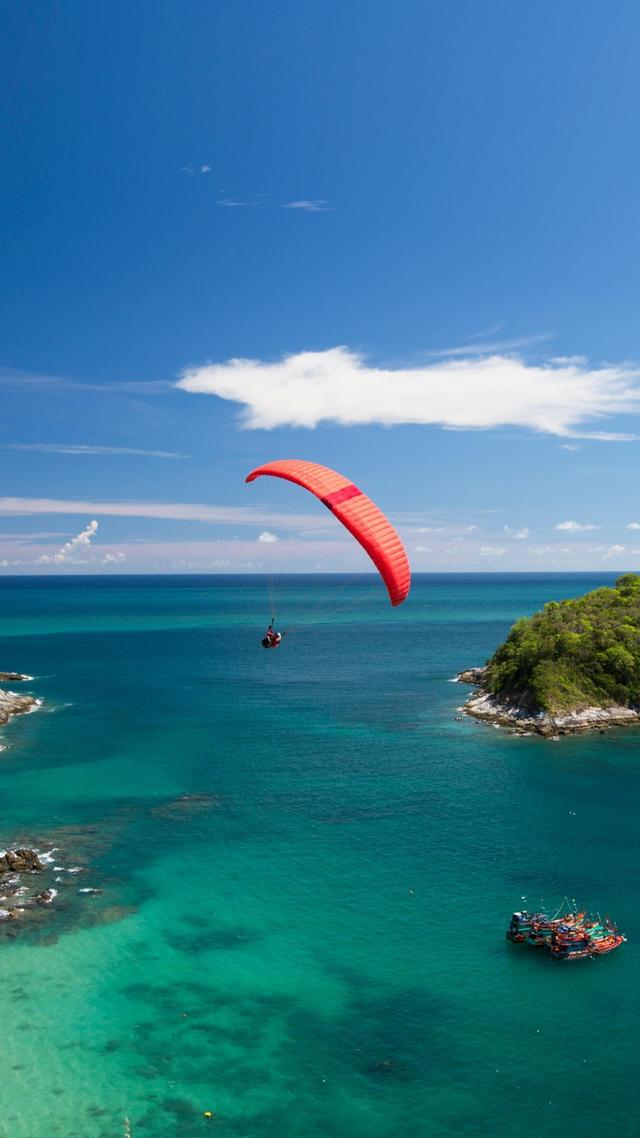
xmin=1 ymin=573 xmax=639 ymax=1138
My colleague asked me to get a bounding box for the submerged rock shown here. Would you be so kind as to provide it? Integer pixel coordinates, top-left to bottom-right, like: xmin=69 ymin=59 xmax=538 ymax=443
xmin=34 ymin=888 xmax=56 ymax=905
xmin=150 ymin=793 xmax=222 ymax=820
xmin=0 ymin=672 xmax=31 ymax=683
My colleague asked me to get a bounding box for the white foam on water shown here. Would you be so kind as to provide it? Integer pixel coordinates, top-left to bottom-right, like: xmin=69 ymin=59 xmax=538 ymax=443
xmin=46 ymin=702 xmax=75 ymax=714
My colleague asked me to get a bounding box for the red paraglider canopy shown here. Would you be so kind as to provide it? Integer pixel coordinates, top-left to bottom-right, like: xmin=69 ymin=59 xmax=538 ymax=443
xmin=245 ymin=459 xmax=410 ymax=606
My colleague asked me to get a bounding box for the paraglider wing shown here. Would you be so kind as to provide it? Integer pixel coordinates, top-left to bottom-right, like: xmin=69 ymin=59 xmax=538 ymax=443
xmin=245 ymin=459 xmax=410 ymax=606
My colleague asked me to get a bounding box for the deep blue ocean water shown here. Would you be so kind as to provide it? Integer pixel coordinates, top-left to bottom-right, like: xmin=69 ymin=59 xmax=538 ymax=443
xmin=1 ymin=573 xmax=639 ymax=1138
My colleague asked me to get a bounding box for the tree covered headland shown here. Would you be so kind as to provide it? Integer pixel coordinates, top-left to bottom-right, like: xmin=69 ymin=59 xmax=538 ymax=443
xmin=486 ymin=574 xmax=640 ymax=714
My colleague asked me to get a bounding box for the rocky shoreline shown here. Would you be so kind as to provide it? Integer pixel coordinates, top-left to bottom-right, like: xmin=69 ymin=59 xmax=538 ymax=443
xmin=0 ymin=672 xmax=38 ymax=728
xmin=455 ymin=666 xmax=640 ymax=738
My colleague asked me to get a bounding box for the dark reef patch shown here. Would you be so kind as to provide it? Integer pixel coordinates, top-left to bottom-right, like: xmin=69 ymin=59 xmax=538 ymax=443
xmin=164 ymin=922 xmax=261 ymax=954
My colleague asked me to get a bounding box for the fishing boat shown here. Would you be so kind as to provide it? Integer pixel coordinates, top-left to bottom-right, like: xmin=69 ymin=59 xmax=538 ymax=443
xmin=506 ymin=904 xmax=626 ymax=960
xmin=506 ymin=911 xmax=542 ymax=942
xmin=549 ymin=916 xmax=625 ymax=961
xmin=506 ymin=899 xmax=582 ymax=945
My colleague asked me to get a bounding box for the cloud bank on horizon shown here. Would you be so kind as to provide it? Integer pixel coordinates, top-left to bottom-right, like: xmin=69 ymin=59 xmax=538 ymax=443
xmin=177 ymin=347 xmax=640 ymax=440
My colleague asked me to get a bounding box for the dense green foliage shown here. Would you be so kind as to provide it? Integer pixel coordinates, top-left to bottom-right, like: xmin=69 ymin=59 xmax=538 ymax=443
xmin=486 ymin=574 xmax=640 ymax=713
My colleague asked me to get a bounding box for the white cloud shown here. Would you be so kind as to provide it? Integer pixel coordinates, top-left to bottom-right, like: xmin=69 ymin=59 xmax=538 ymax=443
xmin=282 ymin=200 xmax=332 ymax=212
xmin=602 ymin=544 xmax=626 ymax=561
xmin=555 ymin=520 xmax=600 ymax=532
xmin=102 ymin=552 xmax=126 ymax=564
xmin=626 ymin=523 xmax=640 ymax=530
xmin=201 ymin=165 xmax=211 ymax=174
xmin=37 ymin=520 xmax=99 ymax=564
xmin=6 ymin=443 xmax=187 ymax=458
xmin=479 ymin=545 xmax=507 ymax=556
xmin=504 ymin=526 xmax=530 ymax=540
xmin=176 ymin=346 xmax=640 ymax=437
xmin=257 ymin=531 xmax=279 ymax=543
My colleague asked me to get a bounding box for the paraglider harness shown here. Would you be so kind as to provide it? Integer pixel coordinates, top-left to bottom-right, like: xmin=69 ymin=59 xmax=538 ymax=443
xmin=261 ymin=620 xmax=282 ymax=649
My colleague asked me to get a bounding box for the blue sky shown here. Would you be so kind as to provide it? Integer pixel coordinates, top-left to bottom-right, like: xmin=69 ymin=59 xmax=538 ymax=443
xmin=3 ymin=1 xmax=640 ymax=573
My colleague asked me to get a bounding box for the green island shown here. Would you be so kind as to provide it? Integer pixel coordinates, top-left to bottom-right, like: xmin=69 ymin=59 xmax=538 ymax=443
xmin=457 ymin=573 xmax=640 ymax=736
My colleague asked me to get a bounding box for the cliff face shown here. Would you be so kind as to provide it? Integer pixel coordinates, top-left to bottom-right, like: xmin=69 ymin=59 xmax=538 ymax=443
xmin=457 ymin=574 xmax=640 ymax=737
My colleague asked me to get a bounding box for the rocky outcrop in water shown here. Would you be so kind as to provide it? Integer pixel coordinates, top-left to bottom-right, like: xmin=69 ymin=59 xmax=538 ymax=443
xmin=0 ymin=848 xmax=44 ymax=873
xmin=456 ymin=670 xmax=640 ymax=737
xmin=0 ymin=673 xmax=38 ymax=727
xmin=0 ymin=842 xmax=89 ymax=935
xmin=0 ymin=847 xmax=46 ymax=927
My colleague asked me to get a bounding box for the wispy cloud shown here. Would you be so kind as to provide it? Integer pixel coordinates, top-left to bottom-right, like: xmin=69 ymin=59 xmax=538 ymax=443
xmin=6 ymin=443 xmax=187 ymax=458
xmin=282 ymin=199 xmax=332 ymax=212
xmin=176 ymin=346 xmax=640 ymax=438
xmin=0 ymin=531 xmax=68 ymax=541
xmin=0 ymin=497 xmax=334 ymax=532
xmin=555 ymin=520 xmax=600 ymax=532
xmin=626 ymin=522 xmax=640 ymax=530
xmin=601 ymin=544 xmax=626 ymax=560
xmin=0 ymin=367 xmax=173 ymax=395
xmin=217 ymin=197 xmax=264 ymax=208
xmin=479 ymin=545 xmax=507 ymax=556
xmin=215 ymin=195 xmax=332 ymax=212
xmin=257 ymin=531 xmax=279 ymax=543
xmin=504 ymin=526 xmax=530 ymax=540
xmin=422 ymin=332 xmax=551 ymax=358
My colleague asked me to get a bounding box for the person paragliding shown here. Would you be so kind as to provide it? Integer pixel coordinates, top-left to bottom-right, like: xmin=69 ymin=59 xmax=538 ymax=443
xmin=248 ymin=460 xmax=411 ymax=651
xmin=261 ymin=619 xmax=282 ymax=649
